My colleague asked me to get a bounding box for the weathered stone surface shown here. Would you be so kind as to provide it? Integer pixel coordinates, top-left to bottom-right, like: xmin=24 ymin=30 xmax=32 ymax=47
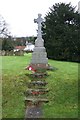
xmin=1 ymin=50 xmax=5 ymax=56
xmin=0 ymin=50 xmax=2 ymax=56
xmin=35 ymin=38 xmax=44 ymax=47
xmin=28 ymin=63 xmax=49 ymax=69
xmin=30 ymin=14 xmax=48 ymax=66
xmin=14 ymin=50 xmax=24 ymax=56
xmin=0 ymin=50 xmax=14 ymax=56
xmin=31 ymin=47 xmax=48 ymax=64
xmin=25 ymin=96 xmax=49 ymax=103
xmin=29 ymin=80 xmax=47 ymax=86
xmin=25 ymin=106 xmax=43 ymax=118
xmin=8 ymin=50 xmax=14 ymax=56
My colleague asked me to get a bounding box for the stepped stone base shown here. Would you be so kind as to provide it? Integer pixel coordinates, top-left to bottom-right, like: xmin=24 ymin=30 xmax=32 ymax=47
xmin=31 ymin=46 xmax=48 ymax=64
xmin=29 ymin=63 xmax=49 ymax=69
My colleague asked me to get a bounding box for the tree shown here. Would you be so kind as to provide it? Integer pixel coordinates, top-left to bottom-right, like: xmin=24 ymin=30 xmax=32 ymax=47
xmin=0 ymin=15 xmax=14 ymax=51
xmin=0 ymin=15 xmax=10 ymax=37
xmin=42 ymin=3 xmax=80 ymax=62
xmin=2 ymin=37 xmax=14 ymax=51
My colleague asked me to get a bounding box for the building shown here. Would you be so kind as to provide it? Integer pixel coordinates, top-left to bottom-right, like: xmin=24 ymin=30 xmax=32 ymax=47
xmin=14 ymin=46 xmax=25 ymax=52
xmin=24 ymin=43 xmax=35 ymax=51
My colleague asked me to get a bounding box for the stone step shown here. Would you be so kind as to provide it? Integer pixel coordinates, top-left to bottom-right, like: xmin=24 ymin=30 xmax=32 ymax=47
xmin=29 ymin=80 xmax=48 ymax=86
xmin=25 ymin=97 xmax=49 ymax=103
xmin=25 ymin=88 xmax=49 ymax=96
xmin=30 ymin=73 xmax=48 ymax=78
xmin=26 ymin=88 xmax=49 ymax=92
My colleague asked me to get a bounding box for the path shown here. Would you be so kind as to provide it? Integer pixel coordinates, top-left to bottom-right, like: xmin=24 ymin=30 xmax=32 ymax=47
xmin=25 ymin=106 xmax=43 ymax=119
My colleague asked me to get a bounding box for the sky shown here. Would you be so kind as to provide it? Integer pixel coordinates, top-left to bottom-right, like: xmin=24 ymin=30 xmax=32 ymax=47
xmin=0 ymin=0 xmax=79 ymax=37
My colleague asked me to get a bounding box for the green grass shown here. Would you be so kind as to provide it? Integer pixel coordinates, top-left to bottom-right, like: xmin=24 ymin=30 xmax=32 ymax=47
xmin=2 ymin=53 xmax=78 ymax=118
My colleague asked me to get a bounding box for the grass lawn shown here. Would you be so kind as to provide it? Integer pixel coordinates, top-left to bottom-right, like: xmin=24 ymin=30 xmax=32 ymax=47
xmin=2 ymin=53 xmax=78 ymax=118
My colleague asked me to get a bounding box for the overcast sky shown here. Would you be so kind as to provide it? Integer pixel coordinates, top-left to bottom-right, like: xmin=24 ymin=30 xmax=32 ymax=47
xmin=0 ymin=0 xmax=79 ymax=37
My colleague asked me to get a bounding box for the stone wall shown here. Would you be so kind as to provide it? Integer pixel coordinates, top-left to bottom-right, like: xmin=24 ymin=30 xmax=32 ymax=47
xmin=14 ymin=50 xmax=24 ymax=56
xmin=0 ymin=50 xmax=24 ymax=56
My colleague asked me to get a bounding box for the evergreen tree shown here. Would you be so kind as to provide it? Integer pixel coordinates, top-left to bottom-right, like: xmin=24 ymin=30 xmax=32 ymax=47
xmin=42 ymin=3 xmax=80 ymax=62
xmin=2 ymin=37 xmax=14 ymax=51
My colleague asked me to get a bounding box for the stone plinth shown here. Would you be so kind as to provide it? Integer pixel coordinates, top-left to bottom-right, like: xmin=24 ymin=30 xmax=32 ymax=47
xmin=31 ymin=46 xmax=48 ymax=64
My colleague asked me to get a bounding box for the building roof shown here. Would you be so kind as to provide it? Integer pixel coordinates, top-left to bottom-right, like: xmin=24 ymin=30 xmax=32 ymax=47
xmin=15 ymin=46 xmax=26 ymax=50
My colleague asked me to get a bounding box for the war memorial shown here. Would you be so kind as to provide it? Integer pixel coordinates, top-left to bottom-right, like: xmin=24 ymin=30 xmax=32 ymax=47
xmin=24 ymin=14 xmax=51 ymax=118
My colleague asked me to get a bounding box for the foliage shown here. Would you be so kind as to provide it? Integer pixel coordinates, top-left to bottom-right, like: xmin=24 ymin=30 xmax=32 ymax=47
xmin=42 ymin=3 xmax=80 ymax=62
xmin=13 ymin=37 xmax=26 ymax=46
xmin=2 ymin=37 xmax=14 ymax=51
xmin=0 ymin=15 xmax=14 ymax=51
xmin=2 ymin=54 xmax=78 ymax=118
xmin=13 ymin=36 xmax=35 ymax=47
xmin=26 ymin=36 xmax=35 ymax=44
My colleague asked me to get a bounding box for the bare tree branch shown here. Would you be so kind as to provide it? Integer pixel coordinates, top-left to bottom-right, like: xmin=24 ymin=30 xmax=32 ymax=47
xmin=0 ymin=15 xmax=11 ymax=37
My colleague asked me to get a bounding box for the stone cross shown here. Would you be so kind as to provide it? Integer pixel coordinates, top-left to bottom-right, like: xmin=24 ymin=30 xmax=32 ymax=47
xmin=34 ymin=14 xmax=44 ymax=39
